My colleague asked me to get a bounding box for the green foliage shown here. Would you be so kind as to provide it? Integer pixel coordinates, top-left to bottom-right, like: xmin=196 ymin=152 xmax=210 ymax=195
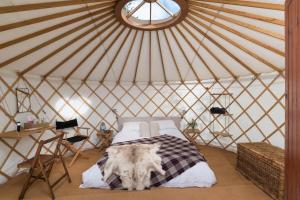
xmin=186 ymin=119 xmax=197 ymax=129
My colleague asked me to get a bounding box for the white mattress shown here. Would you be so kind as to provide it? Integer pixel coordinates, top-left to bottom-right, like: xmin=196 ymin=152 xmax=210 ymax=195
xmin=80 ymin=128 xmax=217 ymax=189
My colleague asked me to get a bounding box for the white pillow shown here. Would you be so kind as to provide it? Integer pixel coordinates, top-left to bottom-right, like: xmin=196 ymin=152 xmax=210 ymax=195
xmin=122 ymin=122 xmax=141 ymax=131
xmin=152 ymin=120 xmax=177 ymax=130
xmin=139 ymin=122 xmax=150 ymax=137
xmin=150 ymin=122 xmax=160 ymax=137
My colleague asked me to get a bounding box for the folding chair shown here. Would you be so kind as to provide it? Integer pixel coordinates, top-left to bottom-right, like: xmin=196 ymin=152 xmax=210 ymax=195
xmin=56 ymin=119 xmax=90 ymax=167
xmin=18 ymin=132 xmax=71 ymax=200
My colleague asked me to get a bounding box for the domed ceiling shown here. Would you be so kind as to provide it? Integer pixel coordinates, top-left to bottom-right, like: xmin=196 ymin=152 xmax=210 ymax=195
xmin=0 ymin=0 xmax=285 ymax=83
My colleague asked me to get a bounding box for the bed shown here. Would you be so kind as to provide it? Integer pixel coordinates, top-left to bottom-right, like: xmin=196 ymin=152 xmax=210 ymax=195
xmin=80 ymin=117 xmax=217 ymax=189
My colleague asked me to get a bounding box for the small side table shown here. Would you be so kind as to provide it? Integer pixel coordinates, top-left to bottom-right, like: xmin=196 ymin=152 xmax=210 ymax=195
xmin=183 ymin=128 xmax=201 ymax=146
xmin=96 ymin=130 xmax=113 ymax=150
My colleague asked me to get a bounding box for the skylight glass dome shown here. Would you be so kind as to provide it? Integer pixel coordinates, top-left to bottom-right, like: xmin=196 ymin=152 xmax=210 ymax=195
xmin=116 ymin=0 xmax=188 ymax=30
xmin=124 ymin=0 xmax=180 ymax=21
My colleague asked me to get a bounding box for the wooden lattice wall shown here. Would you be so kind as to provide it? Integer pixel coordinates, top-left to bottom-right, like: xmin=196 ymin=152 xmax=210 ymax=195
xmin=0 ymin=71 xmax=285 ymax=184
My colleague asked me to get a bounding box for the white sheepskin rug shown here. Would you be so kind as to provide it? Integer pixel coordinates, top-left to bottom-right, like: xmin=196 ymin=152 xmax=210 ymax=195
xmin=103 ymin=143 xmax=165 ymax=191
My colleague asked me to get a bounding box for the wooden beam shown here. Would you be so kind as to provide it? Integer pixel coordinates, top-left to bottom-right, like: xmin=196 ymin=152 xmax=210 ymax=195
xmin=188 ymin=10 xmax=285 ymax=57
xmin=0 ymin=10 xmax=113 ymax=69
xmin=20 ymin=13 xmax=114 ymax=75
xmin=188 ymin=13 xmax=283 ymax=72
xmin=0 ymin=0 xmax=114 ymax=13
xmin=162 ymin=30 xmax=183 ymax=83
xmin=45 ymin=19 xmax=117 ymax=78
xmin=175 ymin=25 xmax=218 ymax=80
xmin=63 ymin=22 xmax=120 ymax=80
xmin=157 ymin=1 xmax=174 ymax=17
xmin=83 ymin=26 xmax=127 ymax=81
xmin=149 ymin=31 xmax=152 ymax=83
xmin=185 ymin=17 xmax=257 ymax=75
xmin=189 ymin=6 xmax=285 ymax=42
xmin=188 ymin=1 xmax=284 ymax=26
xmin=0 ymin=2 xmax=115 ymax=32
xmin=126 ymin=1 xmax=145 ymax=18
xmin=101 ymin=29 xmax=132 ymax=82
xmin=0 ymin=6 xmax=113 ymax=49
xmin=192 ymin=0 xmax=284 ymax=11
xmin=179 ymin=22 xmax=236 ymax=78
xmin=168 ymin=28 xmax=201 ymax=82
xmin=133 ymin=31 xmax=145 ymax=83
xmin=156 ymin=31 xmax=167 ymax=83
xmin=117 ymin=30 xmax=138 ymax=83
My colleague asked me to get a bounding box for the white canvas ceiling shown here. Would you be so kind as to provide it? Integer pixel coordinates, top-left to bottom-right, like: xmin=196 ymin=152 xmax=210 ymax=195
xmin=0 ymin=0 xmax=285 ymax=82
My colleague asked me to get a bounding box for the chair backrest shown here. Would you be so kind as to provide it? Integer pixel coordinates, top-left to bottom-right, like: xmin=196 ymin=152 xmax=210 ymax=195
xmin=56 ymin=119 xmax=78 ymax=130
xmin=31 ymin=132 xmax=64 ymax=167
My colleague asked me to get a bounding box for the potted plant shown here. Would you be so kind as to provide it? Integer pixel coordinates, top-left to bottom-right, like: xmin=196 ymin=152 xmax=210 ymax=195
xmin=186 ymin=119 xmax=197 ymax=130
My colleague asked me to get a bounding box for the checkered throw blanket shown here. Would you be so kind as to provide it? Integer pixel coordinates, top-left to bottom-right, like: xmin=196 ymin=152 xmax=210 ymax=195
xmin=97 ymin=135 xmax=206 ymax=189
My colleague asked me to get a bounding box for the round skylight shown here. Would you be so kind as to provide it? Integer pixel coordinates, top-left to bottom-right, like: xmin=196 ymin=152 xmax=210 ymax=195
xmin=116 ymin=0 xmax=188 ymax=30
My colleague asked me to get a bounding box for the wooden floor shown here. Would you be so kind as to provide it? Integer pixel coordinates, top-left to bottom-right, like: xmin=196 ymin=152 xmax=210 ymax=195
xmin=0 ymin=146 xmax=272 ymax=200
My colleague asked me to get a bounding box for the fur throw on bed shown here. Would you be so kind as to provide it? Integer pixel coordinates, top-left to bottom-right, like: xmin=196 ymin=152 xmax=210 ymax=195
xmin=103 ymin=143 xmax=165 ymax=191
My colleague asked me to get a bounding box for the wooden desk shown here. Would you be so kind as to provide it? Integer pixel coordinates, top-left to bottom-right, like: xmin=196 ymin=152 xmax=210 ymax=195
xmin=0 ymin=124 xmax=55 ymax=140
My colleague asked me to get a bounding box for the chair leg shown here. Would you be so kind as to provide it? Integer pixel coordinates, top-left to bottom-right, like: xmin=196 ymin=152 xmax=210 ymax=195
xmin=59 ymin=149 xmax=71 ymax=183
xmin=19 ymin=168 xmax=34 ymax=200
xmin=68 ymin=149 xmax=81 ymax=167
xmin=39 ymin=161 xmax=55 ymax=200
xmin=61 ymin=146 xmax=69 ymax=156
xmin=68 ymin=140 xmax=87 ymax=167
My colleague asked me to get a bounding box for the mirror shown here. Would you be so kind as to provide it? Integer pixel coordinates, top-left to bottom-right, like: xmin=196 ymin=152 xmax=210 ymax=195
xmin=16 ymin=88 xmax=31 ymax=113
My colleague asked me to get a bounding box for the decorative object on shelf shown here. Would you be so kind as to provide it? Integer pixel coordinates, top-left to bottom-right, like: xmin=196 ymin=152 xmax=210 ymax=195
xmin=16 ymin=121 xmax=21 ymax=132
xmin=210 ymin=107 xmax=228 ymax=115
xmin=16 ymin=88 xmax=31 ymax=113
xmin=186 ymin=119 xmax=197 ymax=129
xmin=97 ymin=130 xmax=113 ymax=150
xmin=112 ymin=108 xmax=119 ymax=120
xmin=100 ymin=122 xmax=106 ymax=132
xmin=180 ymin=109 xmax=187 ymax=119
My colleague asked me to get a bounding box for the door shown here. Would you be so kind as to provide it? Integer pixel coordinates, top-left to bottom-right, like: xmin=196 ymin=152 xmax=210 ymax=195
xmin=285 ymin=0 xmax=300 ymax=199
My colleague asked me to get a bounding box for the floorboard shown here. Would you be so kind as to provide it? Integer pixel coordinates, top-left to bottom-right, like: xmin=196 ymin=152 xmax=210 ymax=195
xmin=0 ymin=146 xmax=272 ymax=200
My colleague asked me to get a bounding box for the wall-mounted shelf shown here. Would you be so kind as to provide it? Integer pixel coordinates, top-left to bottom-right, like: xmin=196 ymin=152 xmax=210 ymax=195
xmin=211 ymin=113 xmax=233 ymax=116
xmin=209 ymin=91 xmax=233 ymax=139
xmin=211 ymin=131 xmax=232 ymax=137
xmin=211 ymin=93 xmax=233 ymax=96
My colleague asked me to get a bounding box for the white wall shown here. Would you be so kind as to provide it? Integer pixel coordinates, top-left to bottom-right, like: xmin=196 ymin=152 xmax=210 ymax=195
xmin=0 ymin=71 xmax=285 ymax=184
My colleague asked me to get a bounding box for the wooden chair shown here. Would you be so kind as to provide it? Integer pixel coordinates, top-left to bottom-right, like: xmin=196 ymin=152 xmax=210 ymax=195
xmin=18 ymin=132 xmax=71 ymax=200
xmin=56 ymin=119 xmax=90 ymax=167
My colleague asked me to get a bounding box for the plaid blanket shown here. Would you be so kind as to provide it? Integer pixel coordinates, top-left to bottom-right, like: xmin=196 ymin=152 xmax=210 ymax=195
xmin=97 ymin=135 xmax=206 ymax=189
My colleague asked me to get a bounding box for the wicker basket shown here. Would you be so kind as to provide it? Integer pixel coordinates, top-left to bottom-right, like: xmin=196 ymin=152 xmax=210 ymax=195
xmin=237 ymin=143 xmax=284 ymax=200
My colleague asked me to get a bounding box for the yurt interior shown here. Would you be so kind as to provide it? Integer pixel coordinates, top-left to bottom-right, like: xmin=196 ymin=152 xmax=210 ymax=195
xmin=0 ymin=0 xmax=299 ymax=200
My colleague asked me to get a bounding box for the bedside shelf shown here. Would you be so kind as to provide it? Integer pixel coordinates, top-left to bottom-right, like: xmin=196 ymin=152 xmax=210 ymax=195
xmin=97 ymin=130 xmax=113 ymax=150
xmin=183 ymin=129 xmax=202 ymax=145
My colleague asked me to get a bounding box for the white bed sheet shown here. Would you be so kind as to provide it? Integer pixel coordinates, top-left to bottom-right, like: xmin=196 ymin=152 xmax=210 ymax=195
xmin=80 ymin=128 xmax=217 ymax=189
